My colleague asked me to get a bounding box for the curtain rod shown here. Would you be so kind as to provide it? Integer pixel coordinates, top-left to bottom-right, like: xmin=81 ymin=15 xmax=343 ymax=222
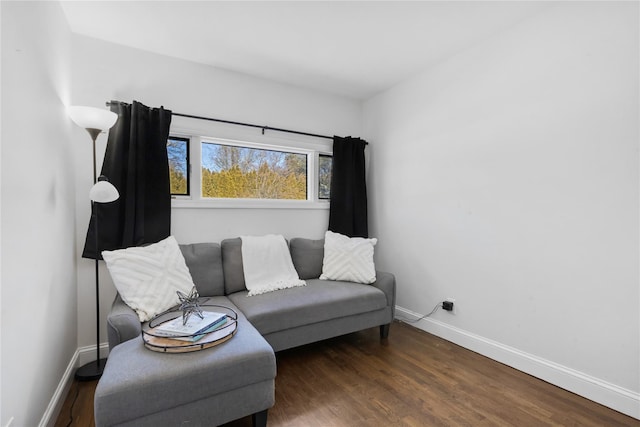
xmin=105 ymin=101 xmax=367 ymax=144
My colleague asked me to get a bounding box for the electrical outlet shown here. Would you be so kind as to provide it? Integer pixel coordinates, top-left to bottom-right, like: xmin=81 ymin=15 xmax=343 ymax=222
xmin=444 ymin=298 xmax=456 ymax=314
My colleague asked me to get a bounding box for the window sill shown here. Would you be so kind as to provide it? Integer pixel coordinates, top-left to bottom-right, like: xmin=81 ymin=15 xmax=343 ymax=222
xmin=171 ymin=198 xmax=330 ymax=210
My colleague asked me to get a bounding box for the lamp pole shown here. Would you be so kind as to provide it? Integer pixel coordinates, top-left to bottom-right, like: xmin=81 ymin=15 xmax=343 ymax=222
xmin=68 ymin=106 xmax=118 ymax=381
xmin=76 ymin=130 xmax=106 ymax=381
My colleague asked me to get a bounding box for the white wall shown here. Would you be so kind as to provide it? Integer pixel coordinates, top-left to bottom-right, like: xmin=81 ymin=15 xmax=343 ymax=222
xmin=70 ymin=35 xmax=362 ymax=354
xmin=1 ymin=2 xmax=77 ymax=426
xmin=364 ymin=1 xmax=639 ymax=417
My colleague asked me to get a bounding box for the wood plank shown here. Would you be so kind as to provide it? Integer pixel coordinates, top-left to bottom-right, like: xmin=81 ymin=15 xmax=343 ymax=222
xmin=55 ymin=321 xmax=639 ymax=427
xmin=54 ymin=379 xmax=97 ymax=427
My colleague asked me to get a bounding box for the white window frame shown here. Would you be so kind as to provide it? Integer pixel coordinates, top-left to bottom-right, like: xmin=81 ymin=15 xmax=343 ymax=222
xmin=169 ymin=126 xmax=332 ymax=210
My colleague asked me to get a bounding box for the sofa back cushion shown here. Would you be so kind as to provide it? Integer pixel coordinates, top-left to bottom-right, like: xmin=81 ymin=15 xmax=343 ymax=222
xmin=221 ymin=237 xmax=325 ymax=293
xmin=179 ymin=243 xmax=225 ymax=296
xmin=289 ymin=238 xmax=324 ymax=279
xmin=221 ymin=238 xmax=247 ymax=294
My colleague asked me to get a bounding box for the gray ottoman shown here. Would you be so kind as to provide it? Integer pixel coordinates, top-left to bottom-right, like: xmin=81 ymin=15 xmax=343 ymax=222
xmin=94 ymin=299 xmax=276 ymax=427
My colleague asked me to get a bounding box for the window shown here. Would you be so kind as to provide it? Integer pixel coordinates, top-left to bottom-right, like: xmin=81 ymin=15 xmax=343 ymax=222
xmin=167 ymin=136 xmax=190 ymax=196
xmin=318 ymin=154 xmax=332 ymax=200
xmin=166 ymin=134 xmax=331 ymax=207
xmin=201 ymin=141 xmax=307 ymax=200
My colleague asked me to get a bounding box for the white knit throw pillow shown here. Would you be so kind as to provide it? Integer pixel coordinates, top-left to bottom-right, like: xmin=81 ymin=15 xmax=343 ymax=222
xmin=319 ymin=231 xmax=377 ymax=284
xmin=102 ymin=236 xmax=195 ymax=322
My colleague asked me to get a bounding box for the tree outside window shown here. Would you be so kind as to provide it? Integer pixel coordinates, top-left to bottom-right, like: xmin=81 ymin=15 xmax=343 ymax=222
xmin=318 ymin=154 xmax=332 ymax=200
xmin=201 ymin=142 xmax=307 ymax=200
xmin=168 ymin=137 xmax=189 ymax=195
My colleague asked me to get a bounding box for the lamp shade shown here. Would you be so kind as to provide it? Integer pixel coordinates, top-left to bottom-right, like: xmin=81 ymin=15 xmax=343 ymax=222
xmin=68 ymin=106 xmax=117 ymax=131
xmin=90 ymin=179 xmax=119 ymax=203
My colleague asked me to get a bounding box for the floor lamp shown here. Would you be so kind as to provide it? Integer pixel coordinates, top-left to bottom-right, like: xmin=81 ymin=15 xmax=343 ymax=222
xmin=69 ymin=106 xmax=119 ymax=380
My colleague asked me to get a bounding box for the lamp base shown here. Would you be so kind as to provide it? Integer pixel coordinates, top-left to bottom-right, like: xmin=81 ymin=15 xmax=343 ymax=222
xmin=75 ymin=358 xmax=107 ymax=381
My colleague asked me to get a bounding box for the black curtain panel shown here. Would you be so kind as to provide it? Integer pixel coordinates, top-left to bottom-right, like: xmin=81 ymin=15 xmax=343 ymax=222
xmin=83 ymin=101 xmax=173 ymax=259
xmin=328 ymin=136 xmax=369 ymax=238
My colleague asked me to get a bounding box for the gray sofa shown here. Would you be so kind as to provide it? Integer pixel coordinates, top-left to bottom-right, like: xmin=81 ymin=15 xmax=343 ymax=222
xmin=95 ymin=237 xmax=396 ymax=426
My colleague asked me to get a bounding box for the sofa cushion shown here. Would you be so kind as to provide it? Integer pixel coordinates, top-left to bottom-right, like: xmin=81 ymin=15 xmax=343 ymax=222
xmin=320 ymin=231 xmax=377 ymax=284
xmin=180 ymin=242 xmax=225 ymax=297
xmin=102 ymin=236 xmax=195 ymax=322
xmin=289 ymin=238 xmax=324 ymax=280
xmin=227 ymin=279 xmax=387 ymax=335
xmin=221 ymin=238 xmax=246 ymax=294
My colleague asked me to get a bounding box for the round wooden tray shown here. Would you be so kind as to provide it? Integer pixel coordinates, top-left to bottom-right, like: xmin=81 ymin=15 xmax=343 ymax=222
xmin=142 ymin=304 xmax=238 ymax=353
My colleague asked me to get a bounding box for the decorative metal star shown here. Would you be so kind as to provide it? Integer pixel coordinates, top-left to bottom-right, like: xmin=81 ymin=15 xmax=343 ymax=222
xmin=177 ymin=286 xmax=204 ymax=325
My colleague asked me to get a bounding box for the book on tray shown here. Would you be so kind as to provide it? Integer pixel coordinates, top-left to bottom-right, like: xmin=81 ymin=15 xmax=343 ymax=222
xmin=154 ymin=311 xmax=227 ymax=342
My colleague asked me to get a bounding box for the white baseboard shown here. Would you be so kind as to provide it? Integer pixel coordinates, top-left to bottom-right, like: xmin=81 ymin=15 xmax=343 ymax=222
xmin=76 ymin=342 xmax=110 ymax=367
xmin=395 ymin=306 xmax=640 ymax=420
xmin=38 ymin=343 xmax=110 ymax=427
xmin=38 ymin=349 xmax=78 ymax=427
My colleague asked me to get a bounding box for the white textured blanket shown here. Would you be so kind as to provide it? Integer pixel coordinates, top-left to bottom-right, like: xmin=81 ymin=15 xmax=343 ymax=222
xmin=240 ymin=234 xmax=306 ymax=296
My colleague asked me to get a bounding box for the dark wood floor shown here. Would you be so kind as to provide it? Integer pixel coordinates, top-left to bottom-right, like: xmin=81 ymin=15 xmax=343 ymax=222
xmin=55 ymin=321 xmax=639 ymax=427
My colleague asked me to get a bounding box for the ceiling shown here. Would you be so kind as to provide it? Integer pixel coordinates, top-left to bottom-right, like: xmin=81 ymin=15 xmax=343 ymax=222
xmin=60 ymin=1 xmax=548 ymax=100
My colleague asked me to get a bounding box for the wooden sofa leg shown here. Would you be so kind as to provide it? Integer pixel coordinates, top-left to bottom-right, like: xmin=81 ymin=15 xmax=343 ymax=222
xmin=380 ymin=323 xmax=390 ymax=339
xmin=252 ymin=409 xmax=268 ymax=427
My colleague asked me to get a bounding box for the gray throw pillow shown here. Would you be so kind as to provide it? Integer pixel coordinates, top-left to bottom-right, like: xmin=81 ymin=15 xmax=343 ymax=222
xmin=221 ymin=238 xmax=246 ymax=294
xmin=179 ymin=243 xmax=225 ymax=297
xmin=289 ymin=238 xmax=324 ymax=280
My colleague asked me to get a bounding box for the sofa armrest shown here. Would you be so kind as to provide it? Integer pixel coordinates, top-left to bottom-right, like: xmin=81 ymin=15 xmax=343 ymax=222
xmin=371 ymin=270 xmax=396 ymax=319
xmin=106 ymin=294 xmax=141 ymax=350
